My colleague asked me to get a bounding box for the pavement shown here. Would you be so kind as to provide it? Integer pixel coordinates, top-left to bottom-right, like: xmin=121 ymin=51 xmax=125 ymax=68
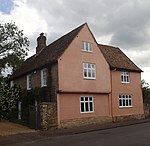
xmin=0 ymin=118 xmax=150 ymax=146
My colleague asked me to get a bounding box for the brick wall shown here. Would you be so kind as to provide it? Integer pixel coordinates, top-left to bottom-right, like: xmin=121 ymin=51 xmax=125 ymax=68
xmin=13 ymin=70 xmax=41 ymax=89
xmin=14 ymin=76 xmax=26 ymax=89
xmin=49 ymin=63 xmax=58 ymax=102
xmin=13 ymin=63 xmax=58 ymax=102
xmin=31 ymin=70 xmax=41 ymax=88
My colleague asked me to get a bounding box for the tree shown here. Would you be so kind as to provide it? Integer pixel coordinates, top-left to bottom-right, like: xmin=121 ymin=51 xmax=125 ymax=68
xmin=0 ymin=22 xmax=29 ymax=76
xmin=142 ymin=80 xmax=150 ymax=104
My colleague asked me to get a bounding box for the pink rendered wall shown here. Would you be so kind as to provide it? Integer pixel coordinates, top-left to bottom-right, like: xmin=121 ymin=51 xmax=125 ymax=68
xmin=58 ymin=24 xmax=111 ymax=93
xmin=111 ymin=70 xmax=144 ymax=116
xmin=57 ymin=93 xmax=110 ymax=122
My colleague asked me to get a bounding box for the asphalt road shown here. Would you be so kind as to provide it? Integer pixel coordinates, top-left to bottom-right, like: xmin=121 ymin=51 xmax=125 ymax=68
xmin=18 ymin=122 xmax=150 ymax=146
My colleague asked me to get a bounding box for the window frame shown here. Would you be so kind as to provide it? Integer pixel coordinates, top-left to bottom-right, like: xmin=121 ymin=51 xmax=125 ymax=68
xmin=82 ymin=41 xmax=93 ymax=52
xmin=80 ymin=96 xmax=94 ymax=113
xmin=119 ymin=94 xmax=132 ymax=108
xmin=41 ymin=68 xmax=47 ymax=87
xmin=121 ymin=71 xmax=130 ymax=83
xmin=83 ymin=62 xmax=96 ymax=79
xmin=27 ymin=74 xmax=32 ymax=90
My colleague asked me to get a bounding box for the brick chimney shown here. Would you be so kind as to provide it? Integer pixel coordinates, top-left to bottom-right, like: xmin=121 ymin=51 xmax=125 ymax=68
xmin=36 ymin=33 xmax=46 ymax=54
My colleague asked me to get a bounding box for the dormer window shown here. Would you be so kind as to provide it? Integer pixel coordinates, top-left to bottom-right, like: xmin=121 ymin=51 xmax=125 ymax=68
xmin=121 ymin=71 xmax=130 ymax=83
xmin=82 ymin=42 xmax=93 ymax=52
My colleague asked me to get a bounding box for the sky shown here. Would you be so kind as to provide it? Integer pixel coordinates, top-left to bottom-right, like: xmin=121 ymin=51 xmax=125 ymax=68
xmin=0 ymin=0 xmax=150 ymax=84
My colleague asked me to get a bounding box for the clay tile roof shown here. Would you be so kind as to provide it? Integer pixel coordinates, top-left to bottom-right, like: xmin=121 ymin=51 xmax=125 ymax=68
xmin=99 ymin=44 xmax=143 ymax=72
xmin=10 ymin=23 xmax=85 ymax=80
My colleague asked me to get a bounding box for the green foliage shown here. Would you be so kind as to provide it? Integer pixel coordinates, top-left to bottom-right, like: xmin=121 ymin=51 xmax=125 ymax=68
xmin=0 ymin=22 xmax=29 ymax=75
xmin=20 ymin=87 xmax=46 ymax=123
xmin=0 ymin=82 xmax=22 ymax=119
xmin=142 ymin=80 xmax=150 ymax=104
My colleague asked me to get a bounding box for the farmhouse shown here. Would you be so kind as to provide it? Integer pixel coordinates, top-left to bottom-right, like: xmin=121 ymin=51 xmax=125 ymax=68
xmin=9 ymin=23 xmax=144 ymax=129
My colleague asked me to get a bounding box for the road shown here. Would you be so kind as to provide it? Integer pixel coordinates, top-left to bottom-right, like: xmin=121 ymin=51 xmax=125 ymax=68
xmin=19 ymin=122 xmax=150 ymax=146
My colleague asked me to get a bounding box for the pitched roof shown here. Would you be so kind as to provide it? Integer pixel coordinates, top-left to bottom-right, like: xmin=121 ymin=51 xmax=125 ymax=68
xmin=99 ymin=44 xmax=142 ymax=72
xmin=10 ymin=23 xmax=86 ymax=80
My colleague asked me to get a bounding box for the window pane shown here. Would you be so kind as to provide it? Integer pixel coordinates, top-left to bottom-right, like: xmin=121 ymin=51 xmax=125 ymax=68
xmin=85 ymin=102 xmax=89 ymax=111
xmin=121 ymin=75 xmax=124 ymax=82
xmin=84 ymin=63 xmax=87 ymax=68
xmin=123 ymin=99 xmax=125 ymax=106
xmin=27 ymin=74 xmax=32 ymax=89
xmin=126 ymin=76 xmax=129 ymax=82
xmin=89 ymin=97 xmax=92 ymax=101
xmin=124 ymin=76 xmax=126 ymax=82
xmin=129 ymin=99 xmax=132 ymax=106
xmin=92 ymin=70 xmax=95 ymax=78
xmin=84 ymin=69 xmax=87 ymax=77
xmin=88 ymin=70 xmax=91 ymax=77
xmin=86 ymin=42 xmax=88 ymax=50
xmin=89 ymin=43 xmax=92 ymax=51
xmin=41 ymin=69 xmax=47 ymax=86
xmin=119 ymin=99 xmax=122 ymax=106
xmin=125 ymin=72 xmax=129 ymax=75
xmin=126 ymin=100 xmax=129 ymax=106
xmin=81 ymin=103 xmax=84 ymax=112
xmin=89 ymin=102 xmax=93 ymax=111
xmin=85 ymin=97 xmax=88 ymax=101
xmin=81 ymin=97 xmax=84 ymax=101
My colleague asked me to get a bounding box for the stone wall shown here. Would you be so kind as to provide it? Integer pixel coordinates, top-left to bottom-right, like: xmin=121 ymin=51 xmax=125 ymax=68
xmin=112 ymin=114 xmax=145 ymax=122
xmin=144 ymin=104 xmax=150 ymax=118
xmin=58 ymin=113 xmax=145 ymax=129
xmin=40 ymin=102 xmax=57 ymax=130
xmin=59 ymin=116 xmax=112 ymax=129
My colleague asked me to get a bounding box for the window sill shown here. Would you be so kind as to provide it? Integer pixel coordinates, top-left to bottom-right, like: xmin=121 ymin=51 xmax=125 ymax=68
xmin=119 ymin=106 xmax=133 ymax=108
xmin=84 ymin=77 xmax=96 ymax=80
xmin=80 ymin=111 xmax=94 ymax=114
xmin=41 ymin=85 xmax=47 ymax=87
xmin=82 ymin=50 xmax=93 ymax=53
xmin=121 ymin=82 xmax=130 ymax=84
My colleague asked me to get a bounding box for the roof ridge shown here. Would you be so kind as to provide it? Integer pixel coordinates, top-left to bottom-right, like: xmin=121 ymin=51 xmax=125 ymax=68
xmin=46 ymin=23 xmax=86 ymax=48
xmin=98 ymin=43 xmax=119 ymax=49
